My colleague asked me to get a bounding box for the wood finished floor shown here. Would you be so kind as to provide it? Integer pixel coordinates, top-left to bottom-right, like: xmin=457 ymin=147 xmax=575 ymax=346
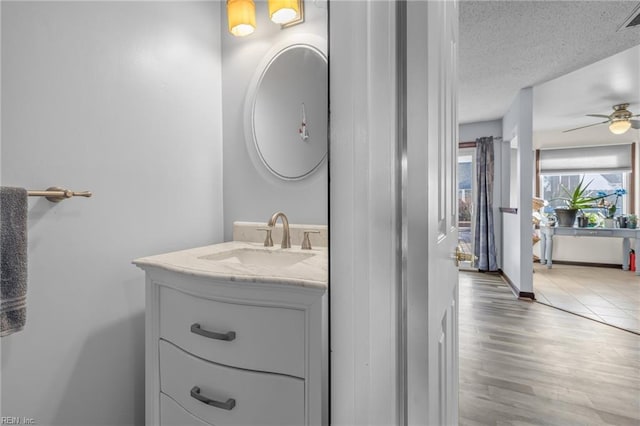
xmin=459 ymin=271 xmax=640 ymax=426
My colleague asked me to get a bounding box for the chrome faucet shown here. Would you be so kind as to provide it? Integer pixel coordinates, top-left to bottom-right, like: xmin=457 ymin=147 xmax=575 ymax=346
xmin=267 ymin=211 xmax=291 ymax=248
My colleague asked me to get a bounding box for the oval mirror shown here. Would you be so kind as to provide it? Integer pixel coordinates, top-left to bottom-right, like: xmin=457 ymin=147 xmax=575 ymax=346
xmin=248 ymin=42 xmax=328 ymax=180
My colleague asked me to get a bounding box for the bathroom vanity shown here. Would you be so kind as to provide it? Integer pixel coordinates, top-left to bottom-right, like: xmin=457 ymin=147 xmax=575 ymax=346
xmin=134 ymin=238 xmax=327 ymax=426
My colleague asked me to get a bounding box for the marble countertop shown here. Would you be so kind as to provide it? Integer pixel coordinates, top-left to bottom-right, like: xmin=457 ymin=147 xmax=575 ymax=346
xmin=133 ymin=241 xmax=328 ymax=290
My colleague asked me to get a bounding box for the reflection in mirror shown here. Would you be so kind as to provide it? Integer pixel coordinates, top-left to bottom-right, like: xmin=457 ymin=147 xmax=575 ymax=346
xmin=249 ymin=43 xmax=328 ymax=180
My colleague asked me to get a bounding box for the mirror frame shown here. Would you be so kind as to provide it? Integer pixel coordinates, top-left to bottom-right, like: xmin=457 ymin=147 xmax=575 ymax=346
xmin=244 ymin=34 xmax=328 ymax=182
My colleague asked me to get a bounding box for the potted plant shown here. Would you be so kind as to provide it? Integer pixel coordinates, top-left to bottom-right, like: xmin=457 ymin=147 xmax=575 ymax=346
xmin=596 ymin=188 xmax=627 ymax=227
xmin=553 ymin=178 xmax=602 ymax=227
xmin=585 ymin=212 xmax=601 ymax=228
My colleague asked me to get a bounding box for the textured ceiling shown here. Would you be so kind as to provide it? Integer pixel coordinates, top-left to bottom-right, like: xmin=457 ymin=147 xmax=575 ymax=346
xmin=532 ymin=44 xmax=640 ymax=149
xmin=459 ymin=0 xmax=640 ymax=125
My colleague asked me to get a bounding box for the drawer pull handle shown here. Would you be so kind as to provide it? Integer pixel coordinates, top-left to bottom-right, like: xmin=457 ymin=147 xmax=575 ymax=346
xmin=190 ymin=386 xmax=236 ymax=410
xmin=190 ymin=323 xmax=236 ymax=341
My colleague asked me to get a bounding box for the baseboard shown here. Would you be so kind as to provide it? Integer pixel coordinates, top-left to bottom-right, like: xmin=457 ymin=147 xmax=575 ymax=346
xmin=497 ymin=269 xmax=536 ymax=301
xmin=539 ymin=260 xmax=623 ymax=269
xmin=517 ymin=291 xmax=536 ymax=300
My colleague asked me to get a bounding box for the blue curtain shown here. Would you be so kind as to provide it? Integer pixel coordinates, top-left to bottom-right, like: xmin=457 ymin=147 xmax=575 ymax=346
xmin=474 ymin=137 xmax=498 ymax=271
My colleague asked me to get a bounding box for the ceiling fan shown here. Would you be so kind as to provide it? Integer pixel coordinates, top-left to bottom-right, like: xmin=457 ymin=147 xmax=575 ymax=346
xmin=563 ymin=103 xmax=640 ymax=135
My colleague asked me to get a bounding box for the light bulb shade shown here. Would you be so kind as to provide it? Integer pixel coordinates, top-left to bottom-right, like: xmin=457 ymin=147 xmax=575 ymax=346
xmin=268 ymin=0 xmax=300 ymax=24
xmin=609 ymin=120 xmax=631 ymax=135
xmin=227 ymin=0 xmax=256 ymax=37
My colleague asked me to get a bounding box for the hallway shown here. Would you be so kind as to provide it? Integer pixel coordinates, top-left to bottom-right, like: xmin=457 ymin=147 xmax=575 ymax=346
xmin=459 ymin=271 xmax=640 ymax=425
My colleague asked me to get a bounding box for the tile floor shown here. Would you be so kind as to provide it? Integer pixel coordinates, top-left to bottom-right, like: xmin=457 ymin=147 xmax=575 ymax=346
xmin=533 ymin=262 xmax=640 ymax=333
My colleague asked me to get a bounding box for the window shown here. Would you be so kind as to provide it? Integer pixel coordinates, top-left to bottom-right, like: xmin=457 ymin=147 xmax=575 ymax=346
xmin=537 ymin=144 xmax=634 ymax=216
xmin=541 ymin=172 xmax=629 ymax=216
xmin=458 ymin=154 xmax=473 ymax=225
xmin=457 ymin=151 xmax=475 ymax=268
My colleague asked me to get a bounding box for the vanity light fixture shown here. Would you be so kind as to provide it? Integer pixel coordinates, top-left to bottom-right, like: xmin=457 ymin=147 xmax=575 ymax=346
xmin=227 ymin=0 xmax=256 ymax=37
xmin=228 ymin=0 xmax=304 ymax=38
xmin=609 ymin=119 xmax=632 ymax=135
xmin=268 ymin=0 xmax=303 ymax=25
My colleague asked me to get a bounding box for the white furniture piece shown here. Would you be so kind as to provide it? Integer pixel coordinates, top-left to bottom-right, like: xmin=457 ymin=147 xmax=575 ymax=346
xmin=134 ymin=241 xmax=328 ymax=426
xmin=540 ymin=225 xmax=640 ymax=275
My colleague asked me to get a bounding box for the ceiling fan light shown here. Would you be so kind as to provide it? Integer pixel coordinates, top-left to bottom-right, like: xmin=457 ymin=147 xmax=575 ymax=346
xmin=609 ymin=120 xmax=631 ymax=135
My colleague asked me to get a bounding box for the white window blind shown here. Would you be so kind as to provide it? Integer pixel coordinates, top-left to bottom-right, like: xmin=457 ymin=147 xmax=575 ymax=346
xmin=539 ymin=144 xmax=632 ymax=175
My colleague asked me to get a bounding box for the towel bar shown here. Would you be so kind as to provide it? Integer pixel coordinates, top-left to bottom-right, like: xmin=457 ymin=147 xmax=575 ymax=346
xmin=28 ymin=187 xmax=92 ymax=203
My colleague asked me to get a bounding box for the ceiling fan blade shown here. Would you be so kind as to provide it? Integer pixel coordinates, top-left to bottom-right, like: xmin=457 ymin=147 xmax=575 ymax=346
xmin=631 ymin=119 xmax=640 ymax=129
xmin=585 ymin=114 xmax=610 ymax=118
xmin=563 ymin=120 xmax=609 ymax=133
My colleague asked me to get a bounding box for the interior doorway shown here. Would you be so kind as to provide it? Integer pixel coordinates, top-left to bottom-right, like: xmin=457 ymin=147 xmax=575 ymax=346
xmin=458 ymin=148 xmax=476 ymax=269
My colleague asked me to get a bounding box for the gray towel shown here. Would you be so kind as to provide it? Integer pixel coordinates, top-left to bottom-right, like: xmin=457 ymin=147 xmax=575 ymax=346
xmin=1 ymin=187 xmax=28 ymax=336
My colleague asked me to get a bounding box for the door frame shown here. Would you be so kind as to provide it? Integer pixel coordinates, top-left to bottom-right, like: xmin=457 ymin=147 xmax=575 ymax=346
xmin=329 ymin=1 xmax=459 ymax=424
xmin=329 ymin=1 xmax=401 ymax=424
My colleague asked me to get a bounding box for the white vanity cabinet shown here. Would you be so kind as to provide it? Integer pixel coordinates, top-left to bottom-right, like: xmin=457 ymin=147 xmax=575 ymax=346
xmin=134 ymin=242 xmax=327 ymax=426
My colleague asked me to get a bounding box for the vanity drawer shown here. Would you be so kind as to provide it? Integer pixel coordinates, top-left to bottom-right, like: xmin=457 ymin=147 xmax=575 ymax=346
xmin=159 ymin=340 xmax=305 ymax=426
xmin=160 ymin=393 xmax=213 ymax=426
xmin=159 ymin=286 xmax=305 ymax=378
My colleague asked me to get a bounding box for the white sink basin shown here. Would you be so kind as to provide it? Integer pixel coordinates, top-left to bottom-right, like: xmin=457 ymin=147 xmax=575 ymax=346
xmin=199 ymin=248 xmax=315 ymax=268
xmin=134 ymin=241 xmax=328 ymax=287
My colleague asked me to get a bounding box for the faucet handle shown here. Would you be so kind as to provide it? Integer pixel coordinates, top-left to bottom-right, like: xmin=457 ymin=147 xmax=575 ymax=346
xmin=301 ymin=230 xmax=321 ymax=250
xmin=257 ymin=227 xmax=274 ymax=247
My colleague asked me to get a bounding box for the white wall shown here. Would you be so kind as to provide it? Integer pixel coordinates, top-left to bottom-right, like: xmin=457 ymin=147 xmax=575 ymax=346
xmin=1 ymin=2 xmax=224 ymax=424
xmin=502 ymin=88 xmax=534 ymax=294
xmin=459 ymin=119 xmax=502 ymax=142
xmin=534 ymin=237 xmax=624 ymax=264
xmin=458 ymin=120 xmax=503 ymax=268
xmin=221 ymin=0 xmax=328 ymax=240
